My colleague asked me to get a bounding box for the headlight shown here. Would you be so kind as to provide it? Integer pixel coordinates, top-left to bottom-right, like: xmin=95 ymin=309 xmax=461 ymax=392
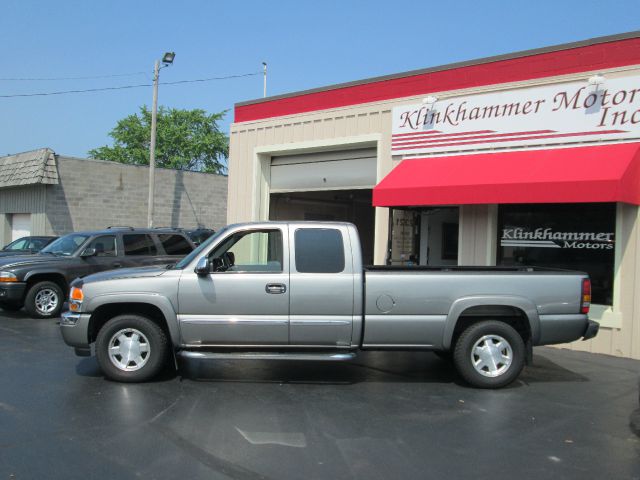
xmin=0 ymin=271 xmax=17 ymax=282
xmin=69 ymin=286 xmax=84 ymax=312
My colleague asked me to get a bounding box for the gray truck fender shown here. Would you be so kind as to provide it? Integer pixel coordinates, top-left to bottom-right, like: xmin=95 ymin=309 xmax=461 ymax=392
xmin=442 ymin=295 xmax=540 ymax=350
xmin=86 ymin=293 xmax=181 ymax=347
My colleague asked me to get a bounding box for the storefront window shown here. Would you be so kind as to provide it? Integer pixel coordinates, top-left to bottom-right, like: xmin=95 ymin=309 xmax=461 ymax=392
xmin=498 ymin=203 xmax=615 ymax=305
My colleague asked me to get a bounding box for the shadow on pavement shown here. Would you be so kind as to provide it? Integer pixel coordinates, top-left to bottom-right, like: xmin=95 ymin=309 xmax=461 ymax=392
xmin=518 ymin=354 xmax=589 ymax=384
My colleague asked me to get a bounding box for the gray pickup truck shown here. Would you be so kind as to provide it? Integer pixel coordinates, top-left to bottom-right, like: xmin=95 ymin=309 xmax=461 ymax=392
xmin=60 ymin=221 xmax=598 ymax=388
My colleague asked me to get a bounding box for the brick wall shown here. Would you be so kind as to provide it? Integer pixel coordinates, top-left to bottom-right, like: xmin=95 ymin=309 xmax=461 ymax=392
xmin=45 ymin=156 xmax=227 ymax=235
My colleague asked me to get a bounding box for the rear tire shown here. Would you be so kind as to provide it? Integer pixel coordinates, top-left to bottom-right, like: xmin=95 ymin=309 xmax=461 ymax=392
xmin=453 ymin=320 xmax=525 ymax=389
xmin=95 ymin=314 xmax=169 ymax=383
xmin=24 ymin=281 xmax=64 ymax=318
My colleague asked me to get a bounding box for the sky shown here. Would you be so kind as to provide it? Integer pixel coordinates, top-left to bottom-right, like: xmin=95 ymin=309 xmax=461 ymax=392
xmin=2 ymin=0 xmax=640 ymax=158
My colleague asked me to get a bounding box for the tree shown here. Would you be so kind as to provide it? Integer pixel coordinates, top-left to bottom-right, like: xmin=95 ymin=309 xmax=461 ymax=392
xmin=89 ymin=106 xmax=228 ymax=174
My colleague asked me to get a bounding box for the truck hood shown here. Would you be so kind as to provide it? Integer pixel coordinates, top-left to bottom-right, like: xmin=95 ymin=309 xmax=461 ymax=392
xmin=80 ymin=265 xmax=169 ymax=284
xmin=0 ymin=253 xmax=72 ymax=269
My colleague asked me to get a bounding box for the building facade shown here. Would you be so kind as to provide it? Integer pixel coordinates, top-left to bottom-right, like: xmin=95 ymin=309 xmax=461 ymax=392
xmin=227 ymin=32 xmax=640 ymax=360
xmin=0 ymin=148 xmax=227 ymax=244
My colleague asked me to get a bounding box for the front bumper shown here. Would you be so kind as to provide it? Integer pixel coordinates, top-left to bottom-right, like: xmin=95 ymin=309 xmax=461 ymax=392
xmin=0 ymin=282 xmax=26 ymax=304
xmin=60 ymin=311 xmax=92 ymax=354
xmin=582 ymin=320 xmax=600 ymax=341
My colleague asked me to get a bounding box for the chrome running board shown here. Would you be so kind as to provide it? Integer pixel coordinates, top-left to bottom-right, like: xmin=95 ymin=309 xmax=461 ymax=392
xmin=177 ymin=350 xmax=356 ymax=362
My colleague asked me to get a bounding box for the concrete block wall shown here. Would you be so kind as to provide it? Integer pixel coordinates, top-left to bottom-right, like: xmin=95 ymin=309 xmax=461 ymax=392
xmin=45 ymin=156 xmax=227 ymax=235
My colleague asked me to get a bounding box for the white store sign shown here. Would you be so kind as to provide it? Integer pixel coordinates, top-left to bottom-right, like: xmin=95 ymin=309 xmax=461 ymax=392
xmin=392 ymin=75 xmax=640 ymax=155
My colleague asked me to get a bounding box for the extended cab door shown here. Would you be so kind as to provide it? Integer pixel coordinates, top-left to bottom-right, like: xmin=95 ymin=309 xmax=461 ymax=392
xmin=178 ymin=226 xmax=290 ymax=346
xmin=288 ymin=225 xmax=355 ymax=347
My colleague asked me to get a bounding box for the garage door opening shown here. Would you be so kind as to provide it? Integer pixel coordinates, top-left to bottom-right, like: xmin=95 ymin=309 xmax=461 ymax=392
xmin=269 ymin=190 xmax=375 ymax=264
xmin=11 ymin=213 xmax=31 ymax=241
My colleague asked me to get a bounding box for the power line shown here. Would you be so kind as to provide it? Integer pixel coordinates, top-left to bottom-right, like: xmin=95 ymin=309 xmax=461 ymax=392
xmin=0 ymin=72 xmax=148 ymax=81
xmin=0 ymin=72 xmax=262 ymax=98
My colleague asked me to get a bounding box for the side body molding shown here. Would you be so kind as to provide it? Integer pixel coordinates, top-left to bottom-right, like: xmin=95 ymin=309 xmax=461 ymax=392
xmin=86 ymin=293 xmax=181 ymax=347
xmin=442 ymin=295 xmax=540 ymax=350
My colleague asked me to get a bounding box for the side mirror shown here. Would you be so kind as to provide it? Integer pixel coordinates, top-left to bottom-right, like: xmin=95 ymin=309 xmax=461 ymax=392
xmin=80 ymin=248 xmax=97 ymax=258
xmin=194 ymin=257 xmax=211 ymax=276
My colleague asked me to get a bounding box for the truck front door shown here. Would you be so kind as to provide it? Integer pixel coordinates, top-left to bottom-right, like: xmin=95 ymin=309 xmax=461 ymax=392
xmin=178 ymin=227 xmax=289 ymax=346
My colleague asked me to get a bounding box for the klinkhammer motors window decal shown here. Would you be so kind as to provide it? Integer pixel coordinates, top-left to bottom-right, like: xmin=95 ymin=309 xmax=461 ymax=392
xmin=501 ymin=228 xmax=615 ymax=249
xmin=497 ymin=203 xmax=615 ymax=305
xmin=392 ymin=74 xmax=640 ymax=155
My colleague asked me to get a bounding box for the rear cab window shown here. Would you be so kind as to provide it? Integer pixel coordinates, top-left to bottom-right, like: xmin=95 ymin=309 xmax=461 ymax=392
xmin=294 ymin=228 xmax=345 ymax=273
xmin=123 ymin=234 xmax=158 ymax=256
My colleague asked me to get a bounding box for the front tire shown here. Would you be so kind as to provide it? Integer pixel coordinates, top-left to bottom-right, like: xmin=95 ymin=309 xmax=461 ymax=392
xmin=453 ymin=320 xmax=525 ymax=389
xmin=95 ymin=314 xmax=169 ymax=382
xmin=24 ymin=281 xmax=64 ymax=318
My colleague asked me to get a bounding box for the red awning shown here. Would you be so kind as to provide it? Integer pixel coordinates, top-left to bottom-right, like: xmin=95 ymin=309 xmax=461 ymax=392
xmin=373 ymin=142 xmax=640 ymax=207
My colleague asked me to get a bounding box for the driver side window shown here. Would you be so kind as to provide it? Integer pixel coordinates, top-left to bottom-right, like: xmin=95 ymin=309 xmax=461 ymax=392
xmin=86 ymin=235 xmax=117 ymax=257
xmin=210 ymin=229 xmax=283 ymax=273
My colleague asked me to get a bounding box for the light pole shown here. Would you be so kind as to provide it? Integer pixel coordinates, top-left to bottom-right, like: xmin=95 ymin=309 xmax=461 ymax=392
xmin=147 ymin=51 xmax=175 ymax=228
xmin=262 ymin=62 xmax=267 ymax=98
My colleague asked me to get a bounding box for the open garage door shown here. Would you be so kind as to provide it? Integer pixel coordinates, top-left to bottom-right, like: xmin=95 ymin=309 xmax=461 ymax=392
xmin=269 ymin=148 xmax=377 ymax=264
xmin=270 ymin=148 xmax=377 ymax=192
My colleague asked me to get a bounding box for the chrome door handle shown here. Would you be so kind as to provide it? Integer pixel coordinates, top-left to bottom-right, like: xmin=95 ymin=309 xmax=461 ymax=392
xmin=265 ymin=283 xmax=286 ymax=294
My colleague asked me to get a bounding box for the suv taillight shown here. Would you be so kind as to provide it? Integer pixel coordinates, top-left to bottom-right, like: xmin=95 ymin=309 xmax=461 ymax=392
xmin=581 ymin=278 xmax=591 ymax=314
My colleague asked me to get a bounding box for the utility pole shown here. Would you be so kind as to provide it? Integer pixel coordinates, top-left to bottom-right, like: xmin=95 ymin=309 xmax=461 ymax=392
xmin=147 ymin=52 xmax=175 ymax=228
xmin=147 ymin=59 xmax=160 ymax=228
xmin=263 ymin=62 xmax=267 ymax=98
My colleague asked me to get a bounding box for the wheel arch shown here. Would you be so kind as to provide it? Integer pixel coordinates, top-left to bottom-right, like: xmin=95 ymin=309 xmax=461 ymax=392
xmin=442 ymin=296 xmax=540 ymax=350
xmin=87 ymin=295 xmax=180 ymax=347
xmin=24 ymin=270 xmax=69 ymax=295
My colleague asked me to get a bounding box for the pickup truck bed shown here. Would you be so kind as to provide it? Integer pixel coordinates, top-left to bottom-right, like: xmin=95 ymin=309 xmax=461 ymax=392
xmin=363 ymin=266 xmax=589 ymax=349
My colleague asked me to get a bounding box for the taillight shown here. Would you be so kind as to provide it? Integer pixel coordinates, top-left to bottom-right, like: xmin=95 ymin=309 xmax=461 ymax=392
xmin=581 ymin=278 xmax=591 ymax=314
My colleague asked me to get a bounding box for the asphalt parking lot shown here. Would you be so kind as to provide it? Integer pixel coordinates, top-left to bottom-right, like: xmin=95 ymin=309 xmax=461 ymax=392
xmin=0 ymin=312 xmax=639 ymax=480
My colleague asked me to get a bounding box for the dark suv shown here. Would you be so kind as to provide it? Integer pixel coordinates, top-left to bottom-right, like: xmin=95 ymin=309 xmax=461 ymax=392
xmin=0 ymin=227 xmax=194 ymax=318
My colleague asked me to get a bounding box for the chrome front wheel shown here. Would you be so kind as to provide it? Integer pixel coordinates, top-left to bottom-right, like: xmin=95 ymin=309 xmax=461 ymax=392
xmin=95 ymin=314 xmax=169 ymax=383
xmin=108 ymin=328 xmax=151 ymax=372
xmin=34 ymin=288 xmax=59 ymax=315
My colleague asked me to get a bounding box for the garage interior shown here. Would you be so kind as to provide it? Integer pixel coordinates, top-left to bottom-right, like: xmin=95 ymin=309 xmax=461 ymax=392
xmin=267 ymin=147 xmax=377 ymax=265
xmin=269 ymin=190 xmax=375 ymax=265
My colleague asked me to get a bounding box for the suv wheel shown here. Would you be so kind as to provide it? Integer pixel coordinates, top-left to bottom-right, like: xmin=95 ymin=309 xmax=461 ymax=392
xmin=24 ymin=281 xmax=64 ymax=319
xmin=96 ymin=314 xmax=169 ymax=382
xmin=453 ymin=320 xmax=525 ymax=389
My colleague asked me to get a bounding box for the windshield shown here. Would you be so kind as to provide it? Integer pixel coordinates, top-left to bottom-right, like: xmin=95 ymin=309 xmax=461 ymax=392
xmin=174 ymin=226 xmax=229 ymax=269
xmin=4 ymin=238 xmax=28 ymax=250
xmin=41 ymin=234 xmax=90 ymax=256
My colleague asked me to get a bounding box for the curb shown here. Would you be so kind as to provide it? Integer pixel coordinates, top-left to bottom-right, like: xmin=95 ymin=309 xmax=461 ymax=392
xmin=631 ymin=377 xmax=640 ymax=437
xmin=631 ymin=409 xmax=640 ymax=437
